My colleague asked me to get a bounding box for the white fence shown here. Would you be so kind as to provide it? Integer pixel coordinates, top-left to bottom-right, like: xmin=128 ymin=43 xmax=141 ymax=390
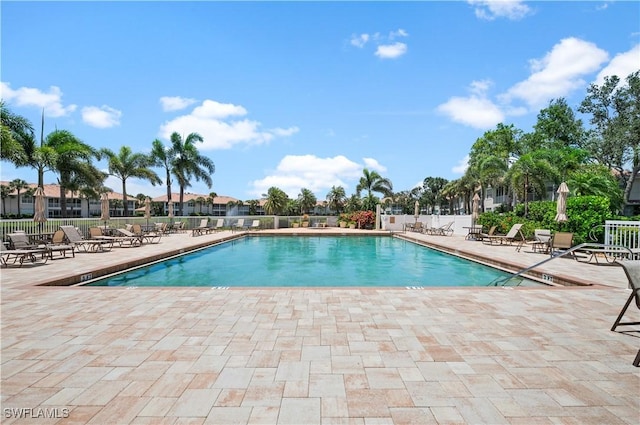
xmin=604 ymin=220 xmax=640 ymax=251
xmin=380 ymin=214 xmax=473 ymax=235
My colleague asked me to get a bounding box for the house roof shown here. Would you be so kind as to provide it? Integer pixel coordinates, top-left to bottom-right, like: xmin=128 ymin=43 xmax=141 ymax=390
xmin=0 ymin=181 xmax=136 ymax=201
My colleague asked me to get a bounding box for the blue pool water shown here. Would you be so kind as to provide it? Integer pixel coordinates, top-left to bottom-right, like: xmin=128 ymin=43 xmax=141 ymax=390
xmin=87 ymin=236 xmax=535 ymax=287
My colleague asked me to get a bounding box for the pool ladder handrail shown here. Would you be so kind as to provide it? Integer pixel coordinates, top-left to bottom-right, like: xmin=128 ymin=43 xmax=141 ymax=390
xmin=488 ymin=242 xmax=633 ymax=287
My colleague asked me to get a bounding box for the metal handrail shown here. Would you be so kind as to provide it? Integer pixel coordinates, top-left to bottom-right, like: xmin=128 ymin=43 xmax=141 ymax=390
xmin=488 ymin=242 xmax=633 ymax=287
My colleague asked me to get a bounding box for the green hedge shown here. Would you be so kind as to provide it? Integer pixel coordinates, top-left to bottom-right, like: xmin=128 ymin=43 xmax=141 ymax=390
xmin=478 ymin=196 xmax=616 ymax=244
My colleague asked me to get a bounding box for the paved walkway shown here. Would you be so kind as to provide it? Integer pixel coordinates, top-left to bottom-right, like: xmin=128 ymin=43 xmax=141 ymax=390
xmin=1 ymin=229 xmax=639 ymax=424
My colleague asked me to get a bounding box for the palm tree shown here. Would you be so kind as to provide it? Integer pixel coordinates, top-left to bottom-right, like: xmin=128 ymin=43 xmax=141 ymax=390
xmin=150 ymin=138 xmax=175 ymax=202
xmin=100 ymin=146 xmax=161 ymax=216
xmin=46 ymin=130 xmax=102 ymax=218
xmin=263 ymin=187 xmax=288 ymax=215
xmin=326 ymin=185 xmax=346 ymax=215
xmin=207 ymin=191 xmax=217 ymax=215
xmin=0 ymin=184 xmax=11 ymax=216
xmin=169 ymin=132 xmax=215 ymax=216
xmin=356 ymin=169 xmax=393 ymax=211
xmin=298 ymin=188 xmax=317 ymax=214
xmin=195 ymin=196 xmax=206 ymax=214
xmin=0 ymin=101 xmax=33 ymax=164
xmin=506 ymin=152 xmax=558 ymax=217
xmin=9 ymin=179 xmax=29 ymax=216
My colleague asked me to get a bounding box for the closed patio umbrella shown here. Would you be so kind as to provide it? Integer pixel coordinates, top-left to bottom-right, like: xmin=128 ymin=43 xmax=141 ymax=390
xmin=414 ymin=201 xmax=419 ymax=223
xmin=472 ymin=193 xmax=480 ymax=225
xmin=33 ymin=186 xmax=47 ymax=239
xmin=144 ymin=197 xmax=152 ymax=227
xmin=555 ymin=182 xmax=569 ymax=223
xmin=99 ymin=193 xmax=110 ymax=228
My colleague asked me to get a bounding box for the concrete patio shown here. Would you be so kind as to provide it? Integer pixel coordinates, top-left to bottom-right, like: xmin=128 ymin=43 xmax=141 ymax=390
xmin=1 ymin=229 xmax=639 ymax=424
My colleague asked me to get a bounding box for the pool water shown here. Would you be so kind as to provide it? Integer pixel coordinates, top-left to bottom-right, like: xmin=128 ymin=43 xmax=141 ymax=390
xmin=87 ymin=236 xmax=536 ymax=287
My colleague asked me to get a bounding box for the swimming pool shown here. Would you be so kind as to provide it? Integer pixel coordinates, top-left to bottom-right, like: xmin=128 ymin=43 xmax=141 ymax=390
xmin=87 ymin=236 xmax=538 ymax=287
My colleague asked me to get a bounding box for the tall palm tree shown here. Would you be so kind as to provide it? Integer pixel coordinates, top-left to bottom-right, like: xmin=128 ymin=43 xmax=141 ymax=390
xmin=356 ymin=169 xmax=393 ymax=211
xmin=169 ymin=132 xmax=215 ymax=216
xmin=0 ymin=101 xmax=33 ymax=164
xmin=9 ymin=179 xmax=29 ymax=216
xmin=326 ymin=185 xmax=346 ymax=215
xmin=46 ymin=130 xmax=102 ymax=218
xmin=150 ymin=138 xmax=175 ymax=202
xmin=298 ymin=188 xmax=317 ymax=214
xmin=263 ymin=187 xmax=288 ymax=215
xmin=195 ymin=196 xmax=206 ymax=214
xmin=207 ymin=191 xmax=217 ymax=215
xmin=505 ymin=152 xmax=558 ymax=217
xmin=100 ymin=146 xmax=161 ymax=216
xmin=0 ymin=184 xmax=11 ymax=216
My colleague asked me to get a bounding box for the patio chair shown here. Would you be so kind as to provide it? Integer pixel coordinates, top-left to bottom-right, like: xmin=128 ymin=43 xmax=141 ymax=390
xmin=549 ymin=232 xmax=574 ymax=258
xmin=7 ymin=232 xmax=40 ymax=250
xmin=428 ymin=221 xmax=454 ymax=236
xmin=60 ymin=225 xmax=113 ymax=252
xmin=611 ymin=260 xmax=640 ymax=332
xmin=411 ymin=222 xmax=424 ymax=233
xmin=89 ymin=227 xmax=141 ymax=248
xmin=0 ymin=242 xmax=49 ymax=267
xmin=476 ymin=225 xmax=497 ymax=242
xmin=131 ymin=223 xmax=162 ymax=244
xmin=249 ymin=219 xmax=261 ymax=230
xmin=210 ymin=218 xmax=225 ymax=232
xmin=531 ymin=229 xmax=552 ymax=254
xmin=46 ymin=230 xmax=76 ymax=258
xmin=483 ymin=223 xmax=524 ymax=248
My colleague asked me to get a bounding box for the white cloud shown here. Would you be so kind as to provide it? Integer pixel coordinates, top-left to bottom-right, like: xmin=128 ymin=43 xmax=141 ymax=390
xmin=389 ymin=29 xmax=409 ymax=39
xmin=467 ymin=0 xmax=532 ymax=21
xmin=350 ymin=33 xmax=370 ymax=48
xmin=159 ymin=99 xmax=298 ymax=150
xmin=363 ymin=157 xmax=387 ymax=173
xmin=249 ymin=154 xmax=374 ymax=198
xmin=594 ymin=44 xmax=640 ymax=86
xmin=501 ymin=37 xmax=609 ymax=109
xmin=437 ymin=93 xmax=504 ymax=129
xmin=375 ymin=42 xmax=408 ymax=59
xmin=0 ymin=82 xmax=77 ymax=117
xmin=81 ymin=105 xmax=122 ymax=128
xmin=160 ymin=96 xmax=197 ymax=112
xmin=452 ymin=155 xmax=470 ymax=174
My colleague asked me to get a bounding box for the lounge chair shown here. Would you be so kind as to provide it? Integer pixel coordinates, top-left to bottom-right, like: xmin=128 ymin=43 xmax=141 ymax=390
xmin=131 ymin=223 xmax=162 ymax=243
xmin=611 ymin=260 xmax=640 ymax=367
xmin=60 ymin=225 xmax=113 ymax=252
xmin=531 ymin=229 xmax=552 ymax=253
xmin=191 ymin=218 xmax=211 ymax=236
xmin=484 ymin=223 xmax=524 ymax=249
xmin=89 ymin=227 xmax=141 ymax=248
xmin=211 ymin=218 xmax=224 ymax=232
xmin=0 ymin=242 xmax=48 ymax=267
xmin=411 ymin=222 xmax=424 ymax=233
xmin=549 ymin=232 xmax=574 ymax=258
xmin=46 ymin=230 xmax=76 ymax=258
xmin=249 ymin=219 xmax=260 ymax=230
xmin=232 ymin=218 xmax=245 ymax=232
xmin=428 ymin=221 xmax=454 ymax=236
xmin=476 ymin=225 xmax=497 ymax=242
xmin=7 ymin=232 xmax=40 ymax=250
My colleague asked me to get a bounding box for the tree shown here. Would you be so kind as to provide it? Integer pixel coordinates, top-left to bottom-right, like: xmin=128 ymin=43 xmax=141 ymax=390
xmin=579 ymin=71 xmax=640 ymax=206
xmin=0 ymin=101 xmax=33 ymax=164
xmin=246 ymin=199 xmax=259 ymax=215
xmin=0 ymin=184 xmax=10 ymax=216
xmin=326 ymin=185 xmax=347 ymax=215
xmin=207 ymin=192 xmax=217 ymax=215
xmin=505 ymin=152 xmax=559 ymax=217
xmin=100 ymin=146 xmax=161 ymax=216
xmin=568 ymin=164 xmax=623 ymax=212
xmin=9 ymin=178 xmax=29 ymax=216
xmin=169 ymin=132 xmax=215 ymax=216
xmin=421 ymin=177 xmax=449 ymax=214
xmin=195 ymin=196 xmax=206 ymax=214
xmin=46 ymin=130 xmax=102 ymax=218
xmin=150 ymin=138 xmax=175 ymax=202
xmin=298 ymin=188 xmax=317 ymax=214
xmin=263 ymin=187 xmax=288 ymax=215
xmin=356 ymin=168 xmax=393 ymax=211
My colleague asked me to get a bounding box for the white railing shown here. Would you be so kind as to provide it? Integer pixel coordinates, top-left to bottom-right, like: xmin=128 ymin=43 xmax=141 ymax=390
xmin=380 ymin=214 xmax=473 ymax=235
xmin=604 ymin=220 xmax=640 ymax=251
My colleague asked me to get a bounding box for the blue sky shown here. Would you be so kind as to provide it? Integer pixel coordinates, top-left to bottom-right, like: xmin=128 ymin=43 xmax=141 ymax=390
xmin=2 ymin=1 xmax=639 ymax=201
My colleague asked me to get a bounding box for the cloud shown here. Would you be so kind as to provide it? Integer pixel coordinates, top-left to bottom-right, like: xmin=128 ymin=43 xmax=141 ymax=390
xmin=0 ymin=82 xmax=77 ymax=117
xmin=158 ymin=99 xmax=298 ymax=150
xmin=363 ymin=157 xmax=387 ymax=173
xmin=350 ymin=33 xmax=370 ymax=48
xmin=501 ymin=37 xmax=609 ymax=109
xmin=160 ymin=96 xmax=197 ymax=112
xmin=249 ymin=154 xmax=377 ymax=198
xmin=452 ymin=155 xmax=470 ymax=174
xmin=81 ymin=105 xmax=122 ymax=128
xmin=375 ymin=42 xmax=408 ymax=59
xmin=437 ymin=80 xmax=505 ymax=129
xmin=594 ymin=44 xmax=640 ymax=86
xmin=467 ymin=0 xmax=532 ymax=21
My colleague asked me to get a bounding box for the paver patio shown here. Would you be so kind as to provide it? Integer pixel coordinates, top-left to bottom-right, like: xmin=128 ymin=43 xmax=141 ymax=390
xmin=1 ymin=229 xmax=639 ymax=424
